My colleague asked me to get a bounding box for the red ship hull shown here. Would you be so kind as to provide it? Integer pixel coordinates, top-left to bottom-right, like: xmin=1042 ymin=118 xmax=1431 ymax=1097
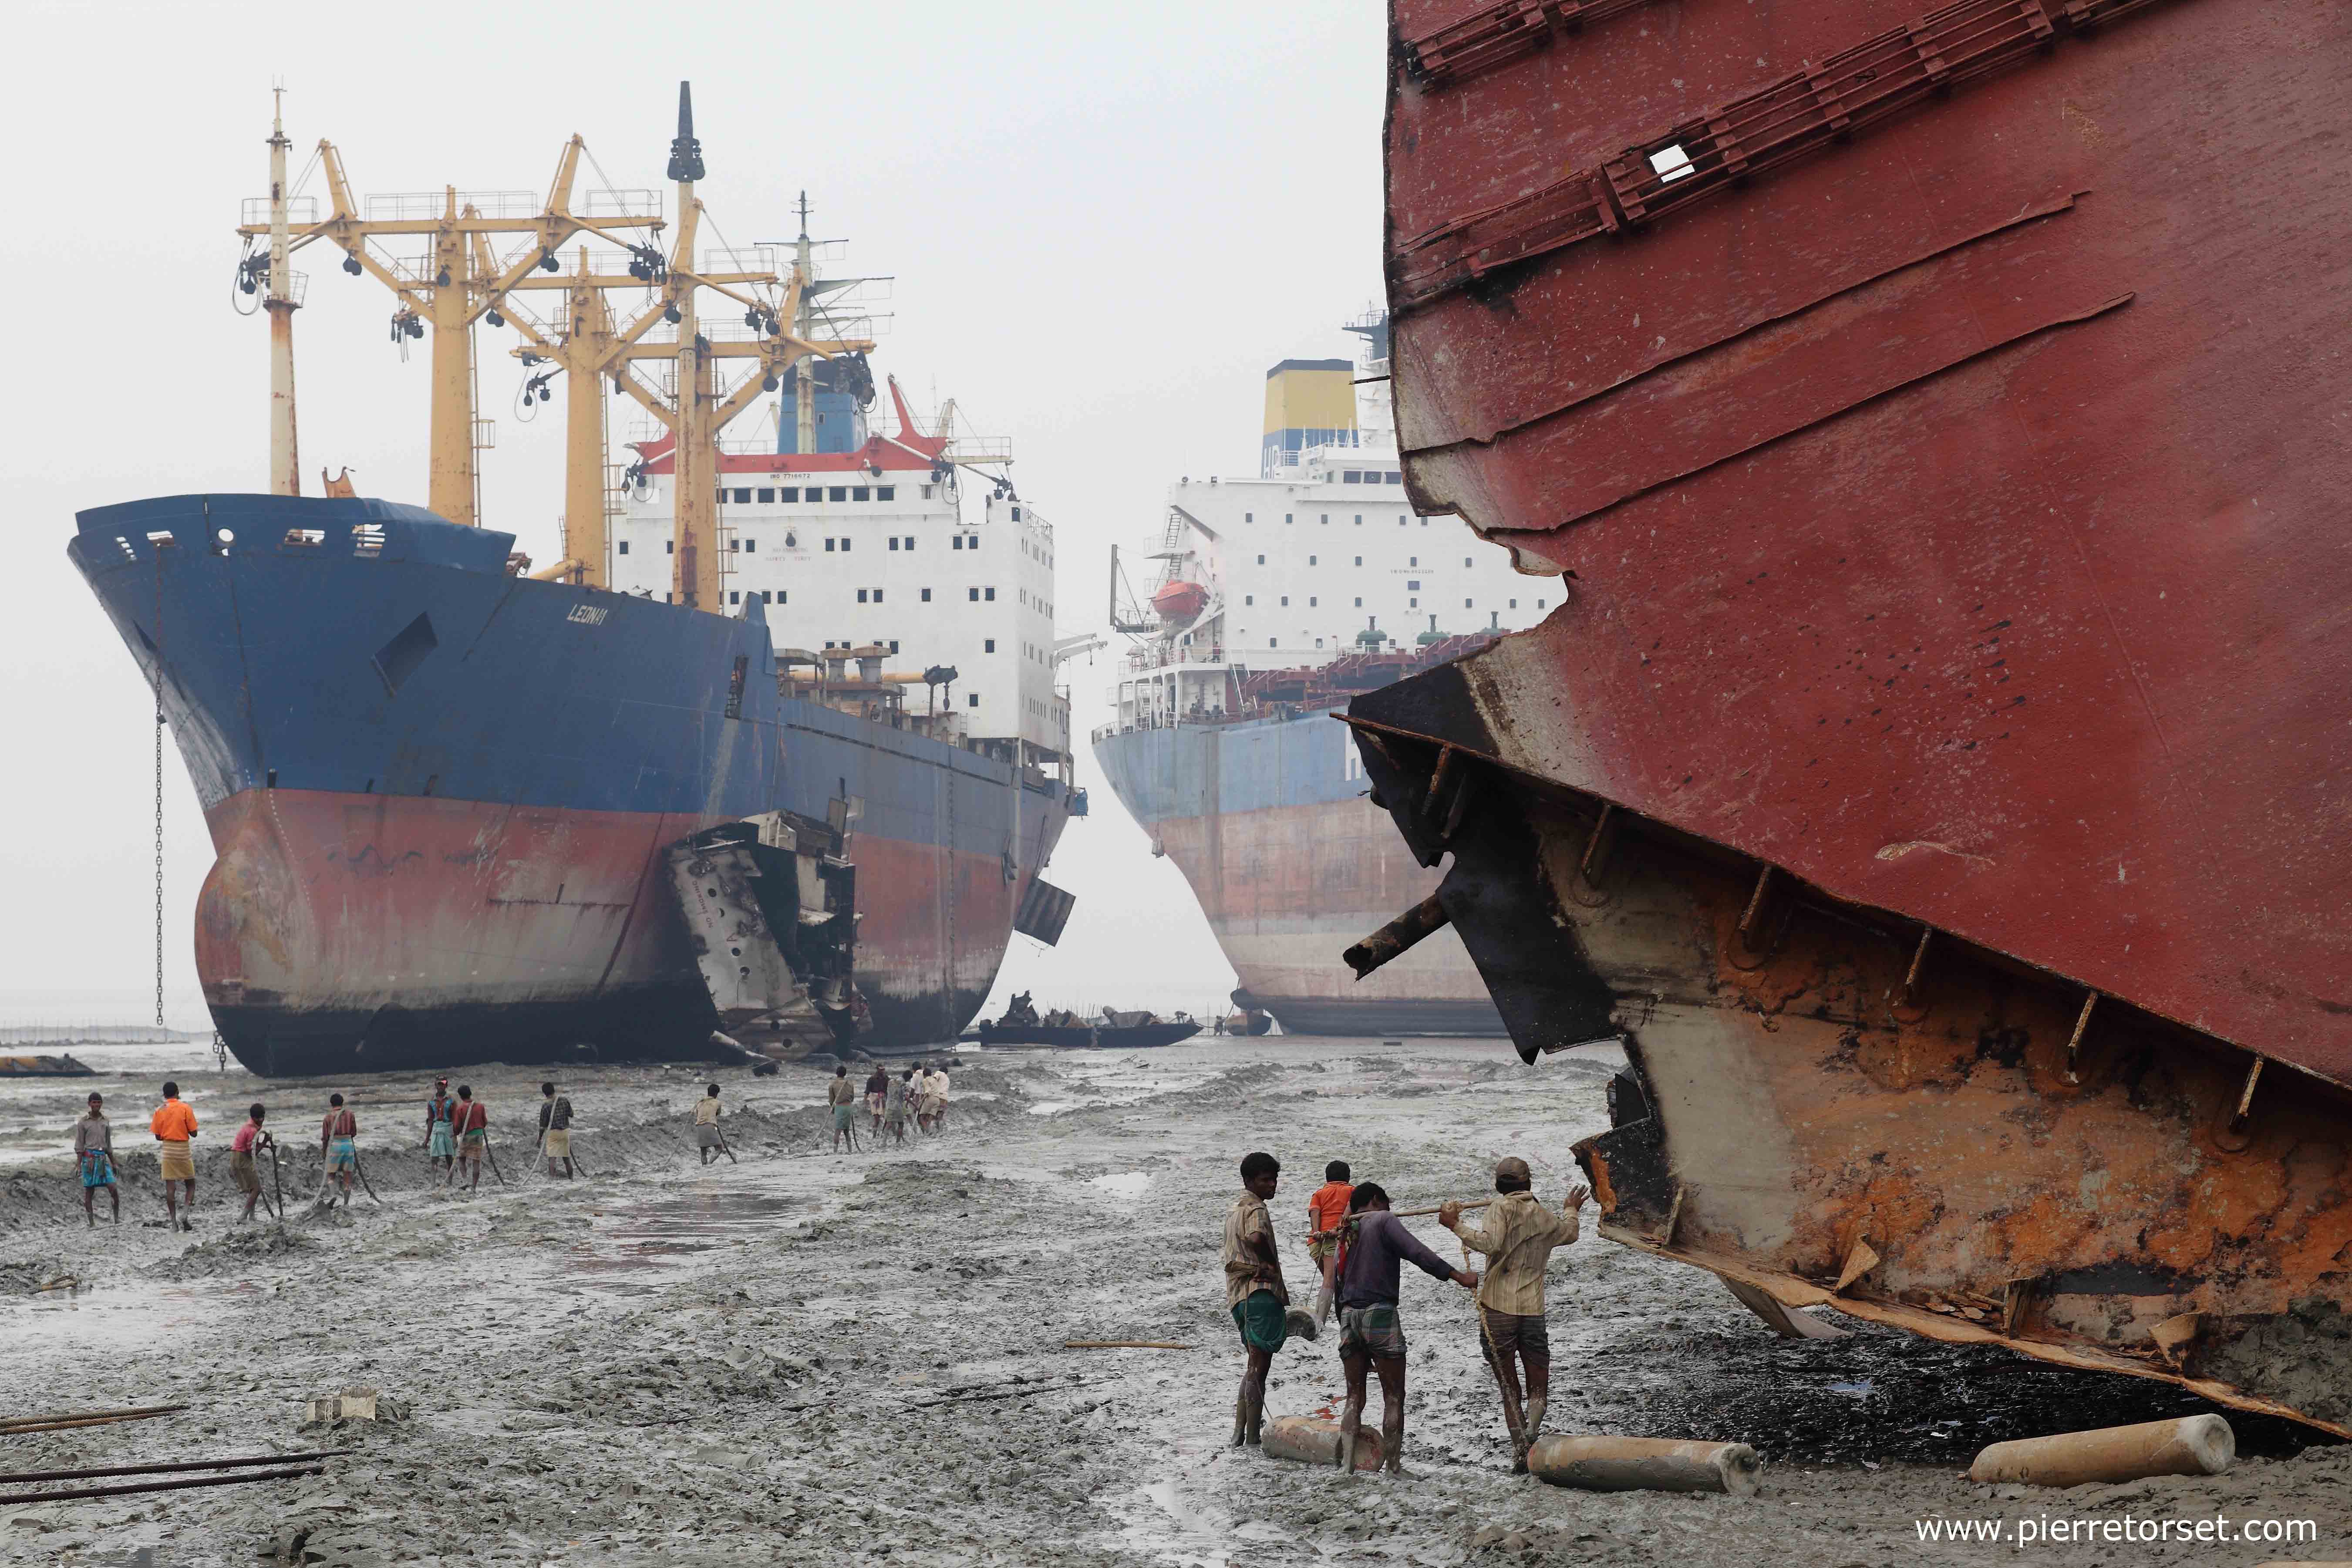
xmin=198 ymin=790 xmax=1019 ymax=1073
xmin=1359 ymin=0 xmax=2352 ymax=1429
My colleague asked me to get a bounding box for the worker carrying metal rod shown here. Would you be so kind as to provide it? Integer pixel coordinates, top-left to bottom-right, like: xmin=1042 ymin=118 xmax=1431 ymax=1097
xmin=1439 ymin=1158 xmax=1587 ymax=1474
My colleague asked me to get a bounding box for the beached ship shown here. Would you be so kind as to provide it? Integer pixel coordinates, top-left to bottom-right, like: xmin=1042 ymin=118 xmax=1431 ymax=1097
xmin=68 ymin=90 xmax=1080 ymax=1075
xmin=1090 ymin=318 xmax=1549 ymax=1035
xmin=1350 ymin=0 xmax=2352 ymax=1432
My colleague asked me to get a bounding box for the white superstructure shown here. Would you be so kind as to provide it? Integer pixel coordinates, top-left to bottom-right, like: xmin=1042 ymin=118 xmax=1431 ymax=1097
xmin=611 ymin=380 xmax=1071 ymax=759
xmin=1108 ymin=314 xmax=1557 ymax=731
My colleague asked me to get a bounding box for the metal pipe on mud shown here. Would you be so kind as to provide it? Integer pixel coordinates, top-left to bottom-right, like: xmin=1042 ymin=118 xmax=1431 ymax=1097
xmin=1968 ymin=1417 xmax=2234 ymax=1487
xmin=1526 ymin=1436 xmax=1762 ymax=1496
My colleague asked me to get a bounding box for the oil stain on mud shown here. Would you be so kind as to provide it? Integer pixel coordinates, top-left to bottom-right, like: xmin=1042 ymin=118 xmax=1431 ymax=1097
xmin=1595 ymin=1320 xmax=2325 ymax=1464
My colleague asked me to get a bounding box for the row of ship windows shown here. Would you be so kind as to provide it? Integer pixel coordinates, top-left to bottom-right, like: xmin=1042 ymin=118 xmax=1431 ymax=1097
xmin=1247 ymin=512 xmax=1429 ymax=526
xmin=621 ymin=535 xmax=1007 ymax=556
xmin=1254 ymin=554 xmax=1479 ymax=569
xmin=1242 ymin=595 xmax=1550 ymax=610
xmin=718 ymin=485 xmax=910 ymax=505
xmin=713 ymin=586 xmax=1049 ymax=612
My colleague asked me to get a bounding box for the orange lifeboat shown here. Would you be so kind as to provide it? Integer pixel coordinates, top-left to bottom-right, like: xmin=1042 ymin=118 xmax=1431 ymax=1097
xmin=1150 ymin=580 xmax=1209 ymax=622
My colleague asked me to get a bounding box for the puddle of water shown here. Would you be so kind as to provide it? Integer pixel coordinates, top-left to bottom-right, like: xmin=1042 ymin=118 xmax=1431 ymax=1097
xmin=556 ymin=1184 xmax=819 ymax=1288
xmin=1088 ymin=1173 xmax=1150 ymax=1199
xmin=9 ymin=1284 xmax=227 ymax=1357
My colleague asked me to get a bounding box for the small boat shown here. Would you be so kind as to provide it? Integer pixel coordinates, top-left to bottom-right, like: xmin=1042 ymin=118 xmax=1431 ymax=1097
xmin=0 ymin=1054 xmax=97 ymax=1077
xmin=968 ymin=994 xmax=1202 ymax=1050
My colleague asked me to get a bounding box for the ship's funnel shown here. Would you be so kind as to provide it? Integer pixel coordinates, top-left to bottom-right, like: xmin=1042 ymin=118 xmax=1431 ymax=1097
xmin=1261 ymin=357 xmax=1356 ymax=477
xmin=667 ymin=82 xmax=704 ymax=182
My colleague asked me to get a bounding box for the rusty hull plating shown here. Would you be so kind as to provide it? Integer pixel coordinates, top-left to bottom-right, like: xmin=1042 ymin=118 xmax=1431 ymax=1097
xmin=1368 ymin=0 xmax=2352 ymax=1429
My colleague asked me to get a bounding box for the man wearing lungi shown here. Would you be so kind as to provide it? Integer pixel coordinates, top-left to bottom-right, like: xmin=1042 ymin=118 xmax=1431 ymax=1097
xmin=539 ymin=1082 xmax=577 ymax=1178
xmin=694 ymin=1084 xmax=726 ymax=1165
xmin=74 ymin=1092 xmax=118 ymax=1228
xmin=452 ymin=1086 xmax=489 ymax=1190
xmin=231 ymin=1103 xmax=274 ymax=1222
xmin=422 ymin=1078 xmax=458 ymax=1177
xmin=150 ymin=1082 xmax=199 ymax=1231
xmin=826 ymin=1064 xmax=859 ymax=1153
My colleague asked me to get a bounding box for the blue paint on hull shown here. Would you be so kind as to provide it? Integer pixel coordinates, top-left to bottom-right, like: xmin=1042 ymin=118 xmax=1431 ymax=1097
xmin=71 ymin=494 xmax=1070 ymax=1066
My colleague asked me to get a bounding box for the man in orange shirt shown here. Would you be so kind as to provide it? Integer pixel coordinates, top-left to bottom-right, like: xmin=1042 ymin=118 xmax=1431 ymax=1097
xmin=1304 ymin=1160 xmax=1354 ymax=1323
xmin=150 ymin=1081 xmax=199 ymax=1231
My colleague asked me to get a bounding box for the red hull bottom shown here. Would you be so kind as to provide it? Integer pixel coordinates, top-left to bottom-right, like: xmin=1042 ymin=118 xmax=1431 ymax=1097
xmin=196 ymin=789 xmax=1013 ymax=1074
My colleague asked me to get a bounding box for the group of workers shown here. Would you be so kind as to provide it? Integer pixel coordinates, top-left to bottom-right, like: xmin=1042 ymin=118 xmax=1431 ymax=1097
xmin=62 ymin=1077 xmax=659 ymax=1224
xmin=823 ymin=1061 xmax=951 ymax=1153
xmin=1224 ymin=1151 xmax=1587 ymax=1478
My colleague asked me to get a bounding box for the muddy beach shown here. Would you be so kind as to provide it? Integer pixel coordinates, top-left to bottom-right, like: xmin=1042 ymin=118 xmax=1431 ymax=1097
xmin=3 ymin=1039 xmax=2348 ymax=1566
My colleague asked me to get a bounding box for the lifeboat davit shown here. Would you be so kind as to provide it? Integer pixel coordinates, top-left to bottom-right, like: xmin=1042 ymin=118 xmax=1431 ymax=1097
xmin=1151 ymin=580 xmax=1209 ymax=622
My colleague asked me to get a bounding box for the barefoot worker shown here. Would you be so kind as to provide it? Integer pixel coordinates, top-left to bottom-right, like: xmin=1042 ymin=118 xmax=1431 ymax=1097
xmin=539 ymin=1083 xmax=576 ymax=1179
xmin=74 ymin=1092 xmax=119 ymax=1228
xmin=882 ymin=1069 xmax=912 ymax=1148
xmin=1331 ymin=1182 xmax=1479 ymax=1476
xmin=928 ymin=1063 xmax=951 ymax=1133
xmin=452 ymin=1086 xmax=489 ymax=1190
xmin=231 ymin=1103 xmax=273 ymax=1223
xmin=826 ymin=1065 xmax=859 ymax=1153
xmin=1222 ymin=1151 xmax=1289 ymax=1448
xmin=863 ymin=1064 xmax=889 ymax=1136
xmin=917 ymin=1063 xmax=946 ymax=1135
xmin=319 ymin=1094 xmax=360 ymax=1207
xmin=422 ymin=1078 xmax=458 ymax=1177
xmin=150 ymin=1081 xmax=199 ymax=1231
xmin=1442 ymin=1160 xmax=1587 ymax=1473
xmin=694 ymin=1084 xmax=727 ymax=1165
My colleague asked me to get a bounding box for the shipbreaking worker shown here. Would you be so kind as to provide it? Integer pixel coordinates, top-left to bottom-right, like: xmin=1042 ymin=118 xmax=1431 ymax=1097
xmin=881 ymin=1070 xmax=912 ymax=1147
xmin=1223 ymin=1151 xmax=1289 ymax=1447
xmin=422 ymin=1078 xmax=458 ymax=1177
xmin=451 ymin=1086 xmax=489 ymax=1190
xmin=826 ymin=1064 xmax=859 ymax=1153
xmin=1304 ymin=1160 xmax=1355 ymax=1323
xmin=1330 ymin=1182 xmax=1479 ymax=1476
xmin=928 ymin=1064 xmax=951 ymax=1133
xmin=917 ymin=1063 xmax=946 ymax=1135
xmin=319 ymin=1093 xmax=360 ymax=1207
xmin=1442 ymin=1160 xmax=1587 ymax=1473
xmin=150 ymin=1081 xmax=199 ymax=1231
xmin=230 ymin=1103 xmax=273 ymax=1222
xmin=74 ymin=1092 xmax=119 ymax=1228
xmin=539 ymin=1082 xmax=576 ymax=1179
xmin=863 ymin=1064 xmax=890 ymax=1135
xmin=694 ymin=1084 xmax=726 ymax=1165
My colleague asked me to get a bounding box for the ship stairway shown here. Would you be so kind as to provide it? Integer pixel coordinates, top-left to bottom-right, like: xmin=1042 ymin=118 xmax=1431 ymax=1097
xmin=665 ymin=811 xmax=863 ymax=1065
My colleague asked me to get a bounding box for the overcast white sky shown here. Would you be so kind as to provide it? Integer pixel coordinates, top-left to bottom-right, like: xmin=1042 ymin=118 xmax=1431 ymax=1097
xmin=0 ymin=0 xmax=1389 ymax=1028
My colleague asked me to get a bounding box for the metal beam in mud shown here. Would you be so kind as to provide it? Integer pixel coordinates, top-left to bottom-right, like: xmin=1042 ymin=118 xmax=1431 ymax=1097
xmin=1339 ymin=695 xmax=2352 ymax=1436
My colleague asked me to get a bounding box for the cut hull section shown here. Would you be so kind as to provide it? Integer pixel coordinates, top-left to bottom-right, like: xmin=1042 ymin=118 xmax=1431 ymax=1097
xmin=1373 ymin=0 xmax=2352 ymax=1429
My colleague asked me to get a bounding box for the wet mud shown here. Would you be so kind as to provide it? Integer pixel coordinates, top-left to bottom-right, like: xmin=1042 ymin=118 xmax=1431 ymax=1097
xmin=2 ymin=1040 xmax=2346 ymax=1565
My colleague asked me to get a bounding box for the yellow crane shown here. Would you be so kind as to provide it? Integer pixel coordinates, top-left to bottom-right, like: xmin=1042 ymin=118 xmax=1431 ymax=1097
xmin=499 ymin=86 xmax=874 ymax=604
xmin=236 ymin=120 xmax=664 ymax=529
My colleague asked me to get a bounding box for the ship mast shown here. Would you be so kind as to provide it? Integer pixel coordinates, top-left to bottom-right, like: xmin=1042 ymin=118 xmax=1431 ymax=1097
xmin=499 ymin=87 xmax=873 ymax=597
xmin=264 ymin=90 xmax=300 ymax=496
xmin=667 ymin=84 xmax=717 ymax=609
xmin=794 ymin=192 xmax=817 ymax=458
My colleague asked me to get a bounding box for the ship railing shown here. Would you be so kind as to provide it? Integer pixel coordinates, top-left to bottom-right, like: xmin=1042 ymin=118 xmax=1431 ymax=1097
xmin=239 ymin=196 xmax=320 ymax=227
xmin=364 ymin=189 xmax=541 ymax=221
